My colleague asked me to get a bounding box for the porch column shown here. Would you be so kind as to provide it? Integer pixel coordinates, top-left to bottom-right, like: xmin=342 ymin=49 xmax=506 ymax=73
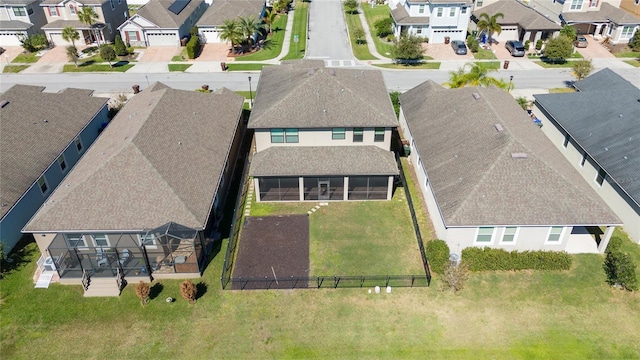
xmin=343 ymin=176 xmax=349 ymax=201
xmin=298 ymin=177 xmax=304 ymax=201
xmin=523 ymin=31 xmax=531 ymax=44
xmin=387 ymin=176 xmax=393 ymax=200
xmin=533 ymin=31 xmax=542 ymax=44
xmin=594 ymin=24 xmax=602 ymax=39
xmin=598 ymin=226 xmax=616 ymax=253
xmin=253 ymin=178 xmax=261 ymax=202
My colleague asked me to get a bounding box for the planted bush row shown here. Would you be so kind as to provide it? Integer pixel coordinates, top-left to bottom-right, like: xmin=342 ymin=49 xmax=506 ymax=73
xmin=461 ymin=247 xmax=572 ymax=271
xmin=426 ymin=239 xmax=450 ymax=274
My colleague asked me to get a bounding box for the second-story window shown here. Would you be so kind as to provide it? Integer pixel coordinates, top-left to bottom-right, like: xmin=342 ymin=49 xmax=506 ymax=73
xmin=285 ymin=128 xmax=299 ymax=143
xmin=270 ymin=129 xmax=284 ymax=143
xmin=49 ymin=6 xmax=59 ymax=16
xmin=449 ymin=7 xmax=455 ymax=17
xmin=374 ymin=128 xmax=385 ymax=142
xmin=332 ymin=128 xmax=346 ymax=140
xmin=353 ymin=128 xmax=363 ymax=142
xmin=69 ymin=5 xmax=76 ymax=14
xmin=12 ymin=7 xmax=26 ymax=16
xmin=419 ymin=4 xmax=425 ymax=13
xmin=436 ymin=7 xmax=443 ymax=17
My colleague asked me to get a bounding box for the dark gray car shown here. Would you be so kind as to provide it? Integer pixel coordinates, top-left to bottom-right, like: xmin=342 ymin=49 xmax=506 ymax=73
xmin=451 ymin=40 xmax=467 ymax=55
xmin=505 ymin=40 xmax=525 ymax=57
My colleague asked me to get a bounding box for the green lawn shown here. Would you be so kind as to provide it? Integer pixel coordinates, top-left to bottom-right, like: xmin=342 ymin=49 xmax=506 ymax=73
xmin=361 ymin=3 xmax=395 ymax=58
xmin=168 ymin=63 xmax=192 ymax=72
xmin=63 ymin=62 xmax=134 ymax=72
xmin=345 ymin=11 xmax=377 ymax=60
xmin=614 ymin=51 xmax=640 ymax=58
xmin=374 ymin=62 xmax=441 ymax=69
xmin=534 ymin=60 xmax=576 ymax=68
xmin=473 ymin=48 xmax=496 ymax=60
xmin=281 ymin=0 xmax=308 ymax=60
xmin=476 ymin=61 xmax=500 ymax=69
xmin=549 ymin=87 xmax=576 ymax=93
xmin=11 ymin=52 xmax=38 ymax=63
xmin=2 ymin=65 xmax=29 ymax=73
xmin=235 ymin=14 xmax=288 ymax=61
xmin=226 ymin=63 xmax=271 ymax=71
xmin=171 ymin=55 xmax=186 ymax=61
xmin=624 ymin=59 xmax=640 ymax=67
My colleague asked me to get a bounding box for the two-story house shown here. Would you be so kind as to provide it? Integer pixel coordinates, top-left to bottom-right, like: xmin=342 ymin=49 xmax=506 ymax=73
xmin=0 ymin=0 xmax=48 ymax=46
xmin=529 ymin=0 xmax=640 ymax=44
xmin=248 ymin=60 xmax=399 ymax=202
xmin=24 ymin=83 xmax=246 ymax=296
xmin=40 ymin=0 xmax=129 ymax=46
xmin=389 ymin=0 xmax=473 ymax=43
xmin=0 ymin=85 xmax=109 ymax=255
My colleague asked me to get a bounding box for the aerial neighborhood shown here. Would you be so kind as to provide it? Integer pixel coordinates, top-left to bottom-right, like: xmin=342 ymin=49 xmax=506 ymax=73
xmin=1 ymin=0 xmax=639 ymax=357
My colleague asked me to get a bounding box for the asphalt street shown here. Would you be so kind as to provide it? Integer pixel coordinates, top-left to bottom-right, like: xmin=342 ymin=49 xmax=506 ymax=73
xmin=306 ymin=0 xmax=354 ymax=61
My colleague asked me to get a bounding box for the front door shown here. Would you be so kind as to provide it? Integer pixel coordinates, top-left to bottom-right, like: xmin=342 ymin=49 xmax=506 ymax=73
xmin=318 ymin=180 xmax=330 ymax=200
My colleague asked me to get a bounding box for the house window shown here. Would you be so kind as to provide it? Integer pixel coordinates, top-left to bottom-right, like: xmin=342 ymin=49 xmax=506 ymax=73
xmin=12 ymin=7 xmax=26 ymax=16
xmin=580 ymin=152 xmax=587 ymax=167
xmin=69 ymin=5 xmax=76 ymax=14
xmin=27 ymin=7 xmax=33 ymax=15
xmin=353 ymin=127 xmax=363 ymax=142
xmin=596 ymin=167 xmax=606 ymax=186
xmin=436 ymin=7 xmax=443 ymax=17
xmin=49 ymin=6 xmax=58 ymax=16
xmin=57 ymin=154 xmax=67 ymax=172
xmin=547 ymin=226 xmax=564 ymax=243
xmin=621 ymin=26 xmax=635 ymax=38
xmin=127 ymin=31 xmax=139 ymax=41
xmin=74 ymin=137 xmax=83 ymax=153
xmin=110 ymin=0 xmax=115 ymax=9
xmin=563 ymin=133 xmax=570 ymax=148
xmin=419 ymin=4 xmax=425 ymax=13
xmin=589 ymin=0 xmax=598 ymax=7
xmin=461 ymin=7 xmax=467 ymax=14
xmin=449 ymin=7 xmax=456 ymax=17
xmin=476 ymin=227 xmax=494 ymax=243
xmin=37 ymin=176 xmax=49 ymax=195
xmin=332 ymin=128 xmax=346 ymax=140
xmin=285 ymin=128 xmax=299 ymax=143
xmin=569 ymin=0 xmax=582 ymax=10
xmin=476 ymin=0 xmax=483 ymax=6
xmin=374 ymin=128 xmax=385 ymax=142
xmin=416 ymin=26 xmax=422 ymax=34
xmin=92 ymin=234 xmax=110 ymax=248
xmin=501 ymin=227 xmax=517 ymax=243
xmin=270 ymin=128 xmax=284 ymax=143
xmin=65 ymin=234 xmax=87 ymax=248
xmin=139 ymin=233 xmax=157 ymax=248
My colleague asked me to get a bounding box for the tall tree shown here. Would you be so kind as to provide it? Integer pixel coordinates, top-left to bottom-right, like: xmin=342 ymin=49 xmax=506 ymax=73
xmin=476 ymin=12 xmax=504 ymax=46
xmin=66 ymin=45 xmax=79 ymax=68
xmin=219 ymin=19 xmax=243 ymax=51
xmin=571 ymin=59 xmax=593 ymax=81
xmin=62 ymin=26 xmax=80 ymax=47
xmin=238 ymin=15 xmax=265 ymax=46
xmin=390 ymin=33 xmax=425 ymax=64
xmin=99 ymin=44 xmax=116 ymax=67
xmin=559 ymin=25 xmax=576 ymax=40
xmin=263 ymin=8 xmax=278 ymax=35
xmin=78 ymin=6 xmax=100 ymax=46
xmin=442 ymin=63 xmax=509 ymax=90
xmin=543 ymin=36 xmax=573 ymax=63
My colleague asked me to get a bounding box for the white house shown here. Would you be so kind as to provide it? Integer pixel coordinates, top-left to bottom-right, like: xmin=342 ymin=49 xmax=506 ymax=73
xmin=389 ymin=0 xmax=472 ymax=43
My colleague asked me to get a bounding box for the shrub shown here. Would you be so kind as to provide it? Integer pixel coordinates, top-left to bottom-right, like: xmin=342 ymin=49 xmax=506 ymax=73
xmin=19 ymin=34 xmax=49 ymax=52
xmin=604 ymin=237 xmax=638 ymax=291
xmin=606 ymin=236 xmax=624 ymax=254
xmin=113 ymin=34 xmax=127 ymax=56
xmin=630 ymin=30 xmax=640 ymax=52
xmin=543 ymin=36 xmax=573 ymax=63
xmin=180 ymin=279 xmax=197 ymax=303
xmin=461 ymin=247 xmax=572 ymax=271
xmin=535 ymin=39 xmax=543 ymax=51
xmin=135 ymin=281 xmax=151 ymax=305
xmin=374 ymin=17 xmax=393 ymax=38
xmin=559 ymin=25 xmax=576 ymax=40
xmin=99 ymin=44 xmax=117 ymax=66
xmin=389 ymin=91 xmax=400 ymax=119
xmin=524 ymin=40 xmax=531 ymax=51
xmin=426 ymin=239 xmax=450 ymax=274
xmin=466 ymin=35 xmax=479 ymax=53
xmin=186 ymin=35 xmax=200 ymax=59
xmin=440 ymin=262 xmax=469 ymax=293
xmin=391 ymin=33 xmax=425 ymax=63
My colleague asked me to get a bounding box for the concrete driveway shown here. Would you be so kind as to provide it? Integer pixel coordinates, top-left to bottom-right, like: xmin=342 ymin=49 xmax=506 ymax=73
xmin=138 ymin=46 xmax=180 ymax=62
xmin=1 ymin=46 xmax=24 ymax=63
xmin=575 ymin=35 xmax=615 ymax=59
xmin=194 ymin=43 xmax=229 ymax=62
xmin=425 ymin=43 xmax=475 ymax=61
xmin=37 ymin=46 xmax=71 ymax=62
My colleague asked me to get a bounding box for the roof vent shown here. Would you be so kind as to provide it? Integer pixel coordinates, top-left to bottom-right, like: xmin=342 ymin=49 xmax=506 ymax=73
xmin=0 ymin=100 xmax=9 ymax=108
xmin=511 ymin=153 xmax=528 ymax=159
xmin=43 ymin=119 xmax=48 ymax=123
xmin=472 ymin=93 xmax=481 ymax=100
xmin=329 ymin=69 xmax=336 ymax=76
xmin=494 ymin=124 xmax=504 ymax=132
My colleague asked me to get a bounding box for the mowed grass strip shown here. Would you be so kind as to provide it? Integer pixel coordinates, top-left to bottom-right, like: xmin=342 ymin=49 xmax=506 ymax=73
xmin=168 ymin=63 xmax=191 ymax=72
xmin=361 ymin=3 xmax=394 ymax=57
xmin=281 ymin=0 xmax=308 ymax=60
xmin=63 ymin=63 xmax=135 ymax=72
xmin=235 ymin=14 xmax=288 ymax=61
xmin=345 ymin=11 xmax=377 ymax=60
xmin=3 ymin=65 xmax=29 ymax=73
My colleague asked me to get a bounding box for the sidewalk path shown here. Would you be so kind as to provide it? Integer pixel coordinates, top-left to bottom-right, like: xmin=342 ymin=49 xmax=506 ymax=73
xmin=357 ymin=3 xmax=390 ymax=64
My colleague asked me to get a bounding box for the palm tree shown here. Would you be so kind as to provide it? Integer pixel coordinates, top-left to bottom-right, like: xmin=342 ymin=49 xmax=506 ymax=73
xmin=219 ymin=19 xmax=243 ymax=52
xmin=263 ymin=8 xmax=278 ymax=35
xmin=238 ymin=15 xmax=265 ymax=46
xmin=62 ymin=26 xmax=80 ymax=47
xmin=476 ymin=12 xmax=504 ymax=47
xmin=66 ymin=45 xmax=79 ymax=68
xmin=78 ymin=6 xmax=100 ymax=46
xmin=442 ymin=67 xmax=467 ymax=88
xmin=442 ymin=63 xmax=509 ymax=90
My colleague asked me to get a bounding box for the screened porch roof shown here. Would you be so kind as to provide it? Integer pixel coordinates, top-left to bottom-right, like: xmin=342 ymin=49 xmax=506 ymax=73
xmin=249 ymin=146 xmax=399 ymax=177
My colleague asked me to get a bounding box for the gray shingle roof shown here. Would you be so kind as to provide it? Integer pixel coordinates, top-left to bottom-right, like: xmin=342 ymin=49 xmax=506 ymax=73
xmin=391 ymin=6 xmax=429 ymax=25
xmin=249 ymin=146 xmax=399 ymax=177
xmin=24 ymin=84 xmax=245 ymax=232
xmin=0 ymin=85 xmax=108 ymax=220
xmin=0 ymin=20 xmax=33 ymax=30
xmin=0 ymin=0 xmax=37 ymax=6
xmin=41 ymin=0 xmax=106 ymax=5
xmin=534 ymin=69 xmax=640 ymax=207
xmin=136 ymin=0 xmax=205 ymax=28
xmin=562 ymin=3 xmax=640 ymax=25
xmin=400 ymin=80 xmax=620 ymax=226
xmin=472 ymin=0 xmax=561 ymax=30
xmin=248 ymin=61 xmax=398 ymax=129
xmin=42 ymin=20 xmax=92 ymax=30
xmin=197 ymin=0 xmax=264 ymax=27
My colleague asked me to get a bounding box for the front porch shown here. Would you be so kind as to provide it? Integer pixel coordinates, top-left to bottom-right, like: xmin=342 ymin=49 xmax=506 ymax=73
xmin=565 ymin=226 xmax=616 ymax=254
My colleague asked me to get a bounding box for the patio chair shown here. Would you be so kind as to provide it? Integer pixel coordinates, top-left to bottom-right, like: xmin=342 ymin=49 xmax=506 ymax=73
xmin=96 ymin=248 xmax=109 ymax=268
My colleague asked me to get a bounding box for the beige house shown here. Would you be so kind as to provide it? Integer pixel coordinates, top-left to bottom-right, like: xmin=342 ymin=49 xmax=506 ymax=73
xmin=24 ymin=83 xmax=246 ymax=296
xmin=248 ymin=60 xmax=399 ymax=202
xmin=0 ymin=0 xmax=48 ymax=46
xmin=40 ymin=0 xmax=129 ymax=45
xmin=398 ymin=81 xmax=620 ymax=255
xmin=533 ymin=69 xmax=640 ymax=244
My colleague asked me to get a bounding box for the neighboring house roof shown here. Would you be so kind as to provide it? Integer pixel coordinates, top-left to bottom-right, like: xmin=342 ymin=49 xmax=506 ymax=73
xmin=400 ymin=81 xmax=620 ymax=226
xmin=562 ymin=3 xmax=640 ymax=25
xmin=249 ymin=146 xmax=399 ymax=177
xmin=248 ymin=60 xmax=397 ymax=129
xmin=42 ymin=19 xmax=98 ymax=30
xmin=40 ymin=0 xmax=107 ymax=5
xmin=197 ymin=0 xmax=263 ymax=27
xmin=472 ymin=0 xmax=561 ymax=30
xmin=134 ymin=0 xmax=205 ymax=29
xmin=391 ymin=6 xmax=429 ymax=25
xmin=24 ymin=83 xmax=244 ymax=232
xmin=0 ymin=85 xmax=107 ymax=220
xmin=534 ymin=69 xmax=640 ymax=207
xmin=0 ymin=20 xmax=33 ymax=30
xmin=0 ymin=0 xmax=38 ymax=5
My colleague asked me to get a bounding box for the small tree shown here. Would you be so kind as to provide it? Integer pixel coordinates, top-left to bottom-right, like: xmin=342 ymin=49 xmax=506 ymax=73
xmin=19 ymin=34 xmax=49 ymax=53
xmin=571 ymin=59 xmax=593 ymax=81
xmin=629 ymin=29 xmax=640 ymax=52
xmin=440 ymin=262 xmax=469 ymax=293
xmin=559 ymin=25 xmax=577 ymax=40
xmin=99 ymin=44 xmax=116 ymax=67
xmin=516 ymin=96 xmax=530 ymax=110
xmin=391 ymin=33 xmax=425 ymax=64
xmin=466 ymin=35 xmax=479 ymax=53
xmin=543 ymin=36 xmax=573 ymax=63
xmin=113 ymin=34 xmax=127 ymax=56
xmin=180 ymin=279 xmax=197 ymax=303
xmin=62 ymin=26 xmax=80 ymax=48
xmin=263 ymin=8 xmax=278 ymax=35
xmin=135 ymin=281 xmax=151 ymax=305
xmin=353 ymin=28 xmax=365 ymax=45
xmin=374 ymin=17 xmax=393 ymax=38
xmin=344 ymin=0 xmax=358 ymax=14
xmin=66 ymin=46 xmax=79 ymax=68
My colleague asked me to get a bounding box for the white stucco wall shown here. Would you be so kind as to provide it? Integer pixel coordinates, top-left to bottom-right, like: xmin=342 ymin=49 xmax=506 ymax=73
xmin=254 ymin=127 xmax=393 ymax=152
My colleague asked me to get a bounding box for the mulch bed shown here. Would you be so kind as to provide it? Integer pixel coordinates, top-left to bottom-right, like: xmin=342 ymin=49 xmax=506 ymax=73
xmin=231 ymin=215 xmax=310 ymax=290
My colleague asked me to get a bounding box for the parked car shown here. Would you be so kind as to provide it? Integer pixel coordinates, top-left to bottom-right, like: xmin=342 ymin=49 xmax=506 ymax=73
xmin=450 ymin=40 xmax=467 ymax=55
xmin=505 ymin=40 xmax=525 ymax=57
xmin=575 ymin=36 xmax=588 ymax=48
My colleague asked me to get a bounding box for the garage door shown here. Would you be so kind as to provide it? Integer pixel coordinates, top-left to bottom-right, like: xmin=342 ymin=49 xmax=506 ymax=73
xmin=495 ymin=27 xmax=518 ymax=42
xmin=147 ymin=32 xmax=178 ymax=46
xmin=200 ymin=29 xmax=221 ymax=43
xmin=47 ymin=33 xmax=67 ymax=46
xmin=0 ymin=32 xmax=23 ymax=46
